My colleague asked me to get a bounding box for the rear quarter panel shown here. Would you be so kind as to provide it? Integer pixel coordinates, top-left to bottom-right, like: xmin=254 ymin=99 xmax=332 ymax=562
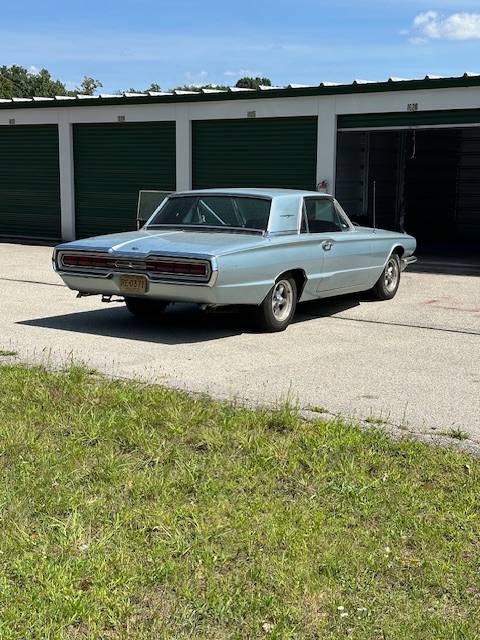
xmin=215 ymin=235 xmax=326 ymax=304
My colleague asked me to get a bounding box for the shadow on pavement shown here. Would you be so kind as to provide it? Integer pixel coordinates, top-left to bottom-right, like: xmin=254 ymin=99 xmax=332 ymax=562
xmin=296 ymin=295 xmax=362 ymax=320
xmin=0 ymin=238 xmax=58 ymax=248
xmin=18 ymin=297 xmax=362 ymax=345
xmin=411 ymin=253 xmax=480 ymax=277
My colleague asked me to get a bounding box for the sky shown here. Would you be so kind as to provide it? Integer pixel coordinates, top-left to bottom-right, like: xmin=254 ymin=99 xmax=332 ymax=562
xmin=2 ymin=0 xmax=480 ymax=93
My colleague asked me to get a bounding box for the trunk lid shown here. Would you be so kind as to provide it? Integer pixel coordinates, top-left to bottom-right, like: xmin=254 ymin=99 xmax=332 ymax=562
xmin=56 ymin=228 xmax=268 ymax=258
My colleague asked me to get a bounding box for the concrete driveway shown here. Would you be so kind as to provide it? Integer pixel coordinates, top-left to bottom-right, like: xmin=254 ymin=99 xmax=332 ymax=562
xmin=1 ymin=242 xmax=479 ymax=442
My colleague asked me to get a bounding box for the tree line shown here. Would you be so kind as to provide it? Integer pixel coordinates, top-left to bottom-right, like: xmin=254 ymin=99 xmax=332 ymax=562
xmin=0 ymin=65 xmax=272 ymax=99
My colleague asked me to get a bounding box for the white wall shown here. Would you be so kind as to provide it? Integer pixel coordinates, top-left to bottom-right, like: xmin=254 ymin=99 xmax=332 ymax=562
xmin=1 ymin=85 xmax=479 ymax=240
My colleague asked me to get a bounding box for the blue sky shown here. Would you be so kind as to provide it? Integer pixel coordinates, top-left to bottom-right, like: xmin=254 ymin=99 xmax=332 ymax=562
xmin=2 ymin=0 xmax=480 ymax=92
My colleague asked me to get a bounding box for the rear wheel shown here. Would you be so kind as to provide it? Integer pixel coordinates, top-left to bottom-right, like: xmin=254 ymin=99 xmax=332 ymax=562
xmin=124 ymin=296 xmax=169 ymax=319
xmin=253 ymin=277 xmax=297 ymax=332
xmin=371 ymin=254 xmax=401 ymax=300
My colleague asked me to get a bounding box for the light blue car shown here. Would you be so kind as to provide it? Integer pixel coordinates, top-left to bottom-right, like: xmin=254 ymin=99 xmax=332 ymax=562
xmin=53 ymin=189 xmax=417 ymax=332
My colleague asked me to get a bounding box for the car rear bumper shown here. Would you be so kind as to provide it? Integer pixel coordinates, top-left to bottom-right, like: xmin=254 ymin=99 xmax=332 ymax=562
xmin=57 ymin=271 xmax=270 ymax=306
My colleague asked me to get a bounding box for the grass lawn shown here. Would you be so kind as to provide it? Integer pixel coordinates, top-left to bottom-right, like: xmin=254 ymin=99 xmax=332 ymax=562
xmin=0 ymin=364 xmax=479 ymax=639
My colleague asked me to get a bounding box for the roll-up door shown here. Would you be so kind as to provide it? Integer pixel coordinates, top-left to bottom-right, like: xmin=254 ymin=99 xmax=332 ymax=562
xmin=0 ymin=125 xmax=61 ymax=239
xmin=73 ymin=122 xmax=176 ymax=238
xmin=192 ymin=116 xmax=317 ymax=190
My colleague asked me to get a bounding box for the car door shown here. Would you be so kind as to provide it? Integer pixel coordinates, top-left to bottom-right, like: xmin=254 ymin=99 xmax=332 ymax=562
xmin=303 ymin=197 xmax=374 ymax=292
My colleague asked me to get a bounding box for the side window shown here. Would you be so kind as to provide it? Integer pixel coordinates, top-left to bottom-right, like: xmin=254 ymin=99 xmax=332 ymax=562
xmin=300 ymin=209 xmax=308 ymax=233
xmin=304 ymin=198 xmax=343 ymax=233
xmin=334 ymin=202 xmax=352 ymax=230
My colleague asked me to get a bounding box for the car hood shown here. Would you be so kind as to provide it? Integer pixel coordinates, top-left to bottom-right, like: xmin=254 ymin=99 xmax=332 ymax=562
xmin=55 ymin=228 xmax=268 ymax=258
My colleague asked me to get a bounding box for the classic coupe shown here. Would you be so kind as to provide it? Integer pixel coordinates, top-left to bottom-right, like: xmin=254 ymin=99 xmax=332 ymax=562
xmin=53 ymin=189 xmax=417 ymax=332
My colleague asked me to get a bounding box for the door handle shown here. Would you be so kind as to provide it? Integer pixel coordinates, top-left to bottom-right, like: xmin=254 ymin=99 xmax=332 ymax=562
xmin=321 ymin=240 xmax=334 ymax=251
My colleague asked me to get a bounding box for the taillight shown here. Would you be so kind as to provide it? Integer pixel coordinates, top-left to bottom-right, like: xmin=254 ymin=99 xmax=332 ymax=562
xmin=61 ymin=254 xmax=209 ymax=278
xmin=62 ymin=255 xmax=112 ymax=268
xmin=148 ymin=260 xmax=207 ymax=277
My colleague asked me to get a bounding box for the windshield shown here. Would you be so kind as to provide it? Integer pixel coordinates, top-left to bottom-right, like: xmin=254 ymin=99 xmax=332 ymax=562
xmin=148 ymin=195 xmax=271 ymax=231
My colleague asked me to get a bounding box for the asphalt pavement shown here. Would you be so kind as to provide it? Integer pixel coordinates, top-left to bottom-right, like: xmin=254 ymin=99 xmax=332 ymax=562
xmin=1 ymin=242 xmax=479 ymax=443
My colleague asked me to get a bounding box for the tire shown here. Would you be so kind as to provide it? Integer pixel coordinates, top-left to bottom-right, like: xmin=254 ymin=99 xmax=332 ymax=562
xmin=371 ymin=254 xmax=401 ymax=300
xmin=253 ymin=276 xmax=297 ymax=332
xmin=124 ymin=296 xmax=169 ymax=319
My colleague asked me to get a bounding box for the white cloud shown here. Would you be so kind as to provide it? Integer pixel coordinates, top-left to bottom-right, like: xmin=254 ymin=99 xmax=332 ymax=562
xmin=27 ymin=64 xmax=40 ymax=75
xmin=411 ymin=11 xmax=480 ymax=41
xmin=184 ymin=70 xmax=209 ymax=86
xmin=223 ymin=68 xmax=262 ymax=78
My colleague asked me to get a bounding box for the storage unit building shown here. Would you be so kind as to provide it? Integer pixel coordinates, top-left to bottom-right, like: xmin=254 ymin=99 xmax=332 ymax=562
xmin=1 ymin=74 xmax=480 ymax=259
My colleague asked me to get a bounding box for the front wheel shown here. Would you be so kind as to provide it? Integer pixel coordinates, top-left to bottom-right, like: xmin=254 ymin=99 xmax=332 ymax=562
xmin=253 ymin=277 xmax=297 ymax=332
xmin=371 ymin=254 xmax=401 ymax=300
xmin=124 ymin=296 xmax=169 ymax=319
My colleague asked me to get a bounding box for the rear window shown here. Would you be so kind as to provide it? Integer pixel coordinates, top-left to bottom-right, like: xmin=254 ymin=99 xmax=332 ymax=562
xmin=148 ymin=195 xmax=271 ymax=231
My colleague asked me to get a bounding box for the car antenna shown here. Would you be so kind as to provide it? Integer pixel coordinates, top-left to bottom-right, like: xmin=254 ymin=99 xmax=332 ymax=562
xmin=372 ymin=180 xmax=377 ymax=233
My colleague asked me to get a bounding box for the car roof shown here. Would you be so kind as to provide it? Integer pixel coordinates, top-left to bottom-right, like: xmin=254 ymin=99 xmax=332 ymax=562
xmin=170 ymin=188 xmax=332 ymax=199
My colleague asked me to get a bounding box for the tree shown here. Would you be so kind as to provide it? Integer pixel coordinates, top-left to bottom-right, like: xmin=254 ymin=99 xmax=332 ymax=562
xmin=0 ymin=65 xmax=67 ymax=98
xmin=235 ymin=76 xmax=272 ymax=90
xmin=0 ymin=65 xmax=274 ymax=99
xmin=77 ymin=76 xmax=102 ymax=95
xmin=0 ymin=65 xmax=103 ymax=98
xmin=118 ymin=82 xmax=162 ymax=94
xmin=169 ymin=83 xmax=230 ymax=92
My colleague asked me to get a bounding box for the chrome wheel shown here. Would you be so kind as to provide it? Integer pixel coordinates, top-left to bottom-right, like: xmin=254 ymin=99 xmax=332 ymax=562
xmin=271 ymin=279 xmax=294 ymax=322
xmin=384 ymin=257 xmax=399 ymax=292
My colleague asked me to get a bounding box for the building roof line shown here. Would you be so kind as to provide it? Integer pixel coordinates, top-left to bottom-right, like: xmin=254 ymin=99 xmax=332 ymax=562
xmin=1 ymin=73 xmax=480 ymax=110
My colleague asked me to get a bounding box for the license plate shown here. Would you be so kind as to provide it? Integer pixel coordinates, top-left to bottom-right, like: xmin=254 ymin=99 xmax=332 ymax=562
xmin=119 ymin=275 xmax=148 ymax=294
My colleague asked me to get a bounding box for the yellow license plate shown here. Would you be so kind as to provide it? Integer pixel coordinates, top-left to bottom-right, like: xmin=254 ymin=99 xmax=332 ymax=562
xmin=119 ymin=275 xmax=148 ymax=294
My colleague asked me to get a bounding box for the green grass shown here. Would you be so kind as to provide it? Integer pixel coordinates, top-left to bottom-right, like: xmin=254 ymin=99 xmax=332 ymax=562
xmin=308 ymin=405 xmax=329 ymax=414
xmin=364 ymin=415 xmax=388 ymax=426
xmin=442 ymin=428 xmax=470 ymax=442
xmin=0 ymin=364 xmax=479 ymax=639
xmin=0 ymin=349 xmax=17 ymax=357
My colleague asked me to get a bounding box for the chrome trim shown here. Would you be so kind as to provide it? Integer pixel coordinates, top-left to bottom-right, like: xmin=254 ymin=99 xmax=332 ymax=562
xmin=54 ymin=249 xmax=218 ymax=287
xmin=209 ymin=256 xmax=219 ymax=286
xmin=401 ymin=256 xmax=417 ymax=271
xmin=302 ymin=196 xmax=355 ymax=234
xmin=145 ymin=223 xmax=265 ymax=236
xmin=136 ymin=190 xmax=171 ymax=229
xmin=267 ymin=230 xmax=298 ymax=237
xmin=114 ymin=260 xmax=147 ymax=269
xmin=157 ymin=191 xmax=272 ymax=201
xmin=144 ymin=193 xmax=272 ymax=231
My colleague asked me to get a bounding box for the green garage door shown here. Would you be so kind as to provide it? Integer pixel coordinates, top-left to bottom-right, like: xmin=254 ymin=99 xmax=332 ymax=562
xmin=192 ymin=116 xmax=317 ymax=190
xmin=74 ymin=122 xmax=176 ymax=238
xmin=0 ymin=125 xmax=61 ymax=239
